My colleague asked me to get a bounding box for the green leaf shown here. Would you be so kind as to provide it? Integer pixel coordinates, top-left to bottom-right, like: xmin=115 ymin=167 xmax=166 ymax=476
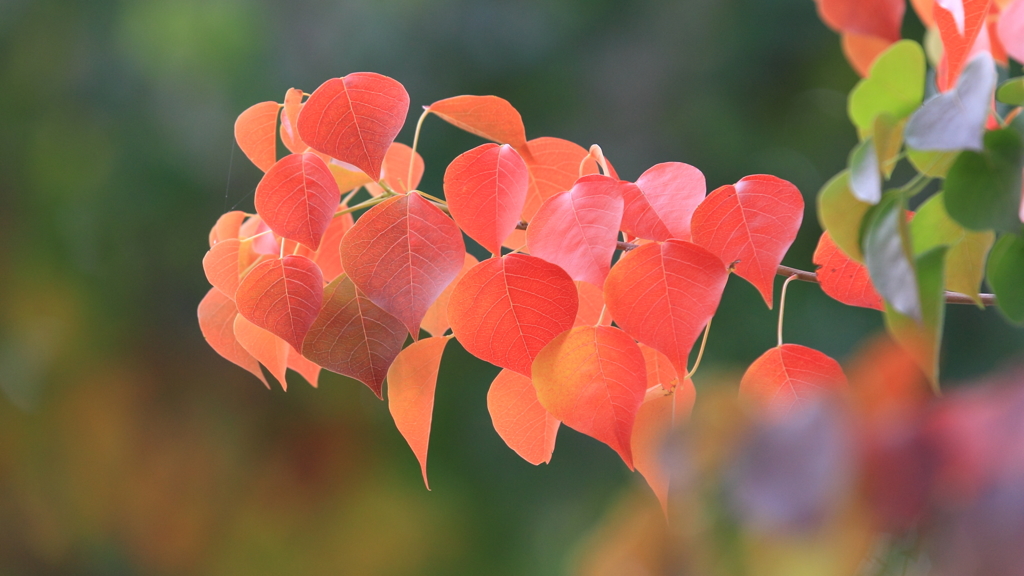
xmin=863 ymin=192 xmax=920 ymax=320
xmin=907 ymin=148 xmax=959 ymax=178
xmin=874 ymin=113 xmax=906 ymax=178
xmin=817 ymin=171 xmax=871 ymax=261
xmin=884 ymin=247 xmax=947 ymax=392
xmin=986 ymin=233 xmax=1024 ymax=324
xmin=996 ymin=78 xmax=1024 ymax=107
xmin=911 ymin=192 xmax=995 ymax=307
xmin=944 ymin=128 xmax=1023 ymax=233
xmin=848 ymin=40 xmax=926 ymax=139
xmin=849 ymin=137 xmax=882 ymax=204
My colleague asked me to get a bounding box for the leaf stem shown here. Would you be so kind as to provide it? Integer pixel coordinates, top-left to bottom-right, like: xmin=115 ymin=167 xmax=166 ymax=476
xmin=408 ymin=109 xmax=430 ymax=189
xmin=596 ymin=304 xmax=609 ymax=326
xmin=334 ymin=194 xmax=392 ymax=216
xmin=416 ymin=190 xmax=447 ymax=205
xmin=777 ymin=274 xmax=798 ymax=347
xmin=685 ymin=317 xmax=713 ymax=379
xmin=898 ymin=172 xmax=932 ymax=198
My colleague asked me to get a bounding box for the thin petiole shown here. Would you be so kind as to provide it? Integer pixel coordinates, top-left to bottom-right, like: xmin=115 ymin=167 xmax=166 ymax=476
xmin=408 ymin=109 xmax=430 ymax=189
xmin=777 ymin=274 xmax=798 ymax=347
xmin=685 ymin=317 xmax=713 ymax=379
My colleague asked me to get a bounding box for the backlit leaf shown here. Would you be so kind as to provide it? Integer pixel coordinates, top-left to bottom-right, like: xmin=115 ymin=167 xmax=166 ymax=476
xmin=997 ymin=78 xmax=1024 ymax=106
xmin=999 ymin=0 xmax=1024 ymax=63
xmin=621 ymin=162 xmax=706 ymax=242
xmin=863 ymin=192 xmax=921 ymax=319
xmin=817 ymin=171 xmax=872 ymax=261
xmin=203 ymin=238 xmax=242 ymax=298
xmin=604 ymin=240 xmax=728 ymax=375
xmin=296 ymin=72 xmax=410 ymax=181
xmin=302 ymin=274 xmax=407 ymax=398
xmin=448 ymin=254 xmax=578 ymax=376
xmin=519 ymin=137 xmax=603 ymax=221
xmin=943 ymin=128 xmax=1024 ymax=232
xmin=848 ymin=40 xmax=926 ymax=137
xmin=209 ymin=211 xmax=246 ymax=247
xmin=933 ymin=0 xmax=993 ymax=90
xmin=631 ymin=380 xmax=696 ymax=513
xmin=294 ymin=212 xmax=353 ymax=283
xmin=233 ymin=315 xmax=289 ymax=391
xmin=234 ymin=101 xmax=279 ymax=172
xmin=421 ymin=252 xmax=477 ymax=337
xmin=235 ymin=255 xmax=324 ymax=351
xmin=906 ymin=53 xmax=997 ymax=152
xmin=573 ymin=281 xmax=611 ymax=327
xmin=387 ymin=336 xmax=450 ymax=489
xmin=487 ymin=369 xmax=560 ymax=465
xmin=532 ymin=325 xmax=648 ymax=469
xmin=739 ymin=344 xmax=849 ymax=415
xmin=813 ymin=231 xmax=885 ymax=310
xmin=527 ymin=174 xmax=627 ymax=286
xmin=444 ymin=143 xmax=529 ymax=255
xmin=364 ymin=142 xmax=425 ymax=196
xmin=874 ymin=113 xmax=907 ymax=178
xmin=254 ymin=153 xmax=340 ymax=251
xmin=986 ymin=233 xmax=1024 ymax=323
xmin=340 ymin=193 xmax=466 ymax=337
xmin=690 ymin=175 xmax=804 ymax=308
xmin=842 ymin=33 xmax=897 ymax=77
xmin=849 ymin=137 xmax=882 ymax=204
xmin=327 ymin=159 xmax=374 ymax=193
xmin=907 ymin=148 xmax=960 ymax=177
xmin=197 ymin=288 xmax=267 ymax=387
xmin=287 ymin=345 xmax=320 ymax=388
xmin=912 ymin=192 xmax=995 ymax=305
xmin=883 ymin=247 xmax=947 ymax=389
xmin=280 ymin=88 xmax=306 ymax=154
xmin=640 ymin=344 xmax=679 ymax=391
xmin=816 ymin=0 xmax=905 ymax=41
xmin=427 ymin=95 xmax=527 ymax=148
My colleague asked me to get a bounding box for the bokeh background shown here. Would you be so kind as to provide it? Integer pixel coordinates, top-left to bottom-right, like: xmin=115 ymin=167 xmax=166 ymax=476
xmin=1 ymin=0 xmax=1022 ymax=574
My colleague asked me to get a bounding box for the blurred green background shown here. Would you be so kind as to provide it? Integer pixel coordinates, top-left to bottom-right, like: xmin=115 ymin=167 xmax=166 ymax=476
xmin=1 ymin=0 xmax=1022 ymax=574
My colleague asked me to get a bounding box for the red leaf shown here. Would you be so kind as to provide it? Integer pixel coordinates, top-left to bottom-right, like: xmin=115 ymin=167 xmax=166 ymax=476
xmin=519 ymin=137 xmax=603 ymax=221
xmin=532 ymin=325 xmax=648 ymax=469
xmin=816 ymin=0 xmax=905 ymax=41
xmin=448 ymin=254 xmax=578 ymax=376
xmin=294 ymin=212 xmax=353 ymax=283
xmin=287 ymin=345 xmax=320 ymax=388
xmin=197 ymin=288 xmax=267 ymax=387
xmin=301 ymin=274 xmax=407 ymax=398
xmin=340 ymin=193 xmax=465 ymax=337
xmin=421 ymin=252 xmax=478 ymax=337
xmin=487 ymin=369 xmax=560 ymax=465
xmin=280 ymin=88 xmax=306 ymax=154
xmin=234 ymin=101 xmax=280 ymax=172
xmin=233 ymin=314 xmax=289 ymax=390
xmin=573 ymin=281 xmax=611 ymax=327
xmin=841 ymin=33 xmax=895 ymax=77
xmin=690 ymin=175 xmax=804 ymax=308
xmin=365 ymin=143 xmax=425 ymax=196
xmin=209 ymin=211 xmax=246 ymax=247
xmin=203 ymin=238 xmax=242 ymax=298
xmin=296 ymin=73 xmax=410 ymax=182
xmin=387 ymin=336 xmax=451 ymax=489
xmin=998 ymin=0 xmax=1024 ymax=63
xmin=235 ymin=255 xmax=324 ymax=351
xmin=444 ymin=143 xmax=530 ymax=255
xmin=813 ymin=231 xmax=885 ymax=310
xmin=427 ymin=95 xmax=527 ymax=148
xmin=640 ymin=343 xmax=678 ymax=391
xmin=739 ymin=344 xmax=849 ymax=415
xmin=527 ymin=174 xmax=626 ymax=286
xmin=622 ymin=162 xmax=706 ymax=242
xmin=604 ymin=240 xmax=728 ymax=376
xmin=631 ymin=380 xmax=696 ymax=513
xmin=254 ymin=153 xmax=340 ymax=251
xmin=935 ymin=0 xmax=993 ymax=90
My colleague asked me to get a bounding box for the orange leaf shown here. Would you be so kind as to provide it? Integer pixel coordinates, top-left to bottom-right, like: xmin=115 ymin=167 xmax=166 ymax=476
xmin=532 ymin=325 xmax=648 ymax=469
xmin=421 ymin=252 xmax=478 ymax=337
xmin=280 ymin=88 xmax=306 ymax=154
xmin=233 ymin=314 xmax=289 ymax=390
xmin=631 ymin=380 xmax=696 ymax=513
xmin=639 ymin=343 xmax=678 ymax=391
xmin=487 ymin=369 xmax=560 ymax=465
xmin=527 ymin=174 xmax=627 ymax=286
xmin=234 ymin=101 xmax=280 ymax=172
xmin=816 ymin=0 xmax=905 ymax=41
xmin=573 ymin=281 xmax=611 ymax=327
xmin=365 ymin=143 xmax=425 ymax=196
xmin=604 ymin=240 xmax=728 ymax=376
xmin=842 ymin=33 xmax=896 ymax=77
xmin=427 ymin=95 xmax=528 ymax=148
xmin=387 ymin=336 xmax=451 ymax=489
xmin=912 ymin=0 xmax=937 ymax=26
xmin=690 ymin=175 xmax=804 ymax=308
xmin=296 ymin=73 xmax=410 ymax=181
xmin=287 ymin=345 xmax=320 ymax=388
xmin=197 ymin=288 xmax=267 ymax=388
xmin=813 ymin=231 xmax=884 ymax=310
xmin=254 ymin=153 xmax=340 ymax=251
xmin=327 ymin=160 xmax=375 ymax=193
xmin=444 ymin=143 xmax=530 ymax=255
xmin=340 ymin=193 xmax=466 ymax=337
xmin=235 ymin=255 xmax=324 ymax=351
xmin=294 ymin=212 xmax=353 ymax=283
xmin=518 ymin=137 xmax=603 ymax=221
xmin=202 ymin=238 xmax=242 ymax=298
xmin=301 ymin=274 xmax=407 ymax=398
xmin=208 ymin=210 xmax=246 ymax=247
xmin=622 ymin=162 xmax=706 ymax=242
xmin=739 ymin=344 xmax=849 ymax=415
xmin=448 ymin=254 xmax=578 ymax=376
xmin=934 ymin=0 xmax=993 ymax=90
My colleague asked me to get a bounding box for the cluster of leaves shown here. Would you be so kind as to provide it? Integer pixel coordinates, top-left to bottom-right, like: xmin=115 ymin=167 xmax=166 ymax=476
xmin=198 ymin=0 xmax=1024 ymax=507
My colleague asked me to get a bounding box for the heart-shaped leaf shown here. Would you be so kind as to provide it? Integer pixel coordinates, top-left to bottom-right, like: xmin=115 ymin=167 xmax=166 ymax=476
xmin=691 ymin=175 xmax=804 ymax=308
xmin=850 ymin=137 xmax=883 ymax=204
xmin=203 ymin=238 xmax=243 ymax=298
xmin=280 ymin=88 xmax=306 ymax=154
xmin=234 ymin=101 xmax=279 ymax=172
xmin=233 ymin=314 xmax=289 ymax=390
xmin=621 ymin=162 xmax=706 ymax=242
xmin=254 ymin=153 xmax=340 ymax=251
xmin=739 ymin=344 xmax=848 ymax=415
xmin=863 ymin=192 xmax=921 ymax=319
xmin=444 ymin=143 xmax=529 ymax=255
xmin=447 ymin=254 xmax=578 ymax=376
xmin=943 ymin=128 xmax=1024 ymax=232
xmin=912 ymin=192 xmax=995 ymax=305
xmin=997 ymin=78 xmax=1024 ymax=106
xmin=999 ymin=0 xmax=1024 ymax=63
xmin=987 ymin=232 xmax=1024 ymax=323
xmin=934 ymin=0 xmax=993 ymax=89
xmin=197 ymin=288 xmax=267 ymax=387
xmin=848 ymin=40 xmax=926 ymax=137
xmin=883 ymin=247 xmax=947 ymax=389
xmin=388 ymin=336 xmax=451 ymax=490
xmin=427 ymin=95 xmax=527 ymax=148
xmin=235 ymin=255 xmax=324 ymax=351
xmin=817 ymin=171 xmax=873 ymax=261
xmin=518 ymin=137 xmax=603 ymax=221
xmin=209 ymin=211 xmax=246 ymax=247
xmin=296 ymin=73 xmax=410 ymax=181
xmin=816 ymin=0 xmax=905 ymax=41
xmin=487 ymin=369 xmax=560 ymax=465
xmin=527 ymin=174 xmax=627 ymax=286
xmin=631 ymin=380 xmax=696 ymax=514
xmin=364 ymin=143 xmax=425 ymax=197
xmin=532 ymin=325 xmax=648 ymax=469
xmin=421 ymin=252 xmax=478 ymax=338
xmin=814 ymin=231 xmax=885 ymax=310
xmin=906 ymin=53 xmax=997 ymax=152
xmin=302 ymin=274 xmax=407 ymax=398
xmin=340 ymin=193 xmax=466 ymax=337
xmin=604 ymin=240 xmax=728 ymax=375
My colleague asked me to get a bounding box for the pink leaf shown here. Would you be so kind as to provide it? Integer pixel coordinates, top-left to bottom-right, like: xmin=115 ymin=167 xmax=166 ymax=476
xmin=444 ymin=143 xmax=530 ymax=255
xmin=255 ymin=153 xmax=340 ymax=251
xmin=622 ymin=162 xmax=706 ymax=242
xmin=197 ymin=288 xmax=267 ymax=388
xmin=235 ymin=255 xmax=324 ymax=351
